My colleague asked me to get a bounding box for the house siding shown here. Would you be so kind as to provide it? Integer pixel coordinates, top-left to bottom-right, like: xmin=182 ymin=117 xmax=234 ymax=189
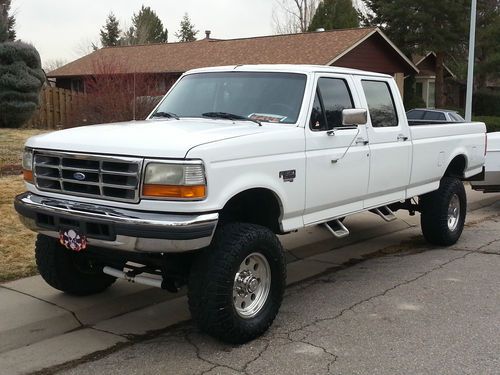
xmin=332 ymin=33 xmax=412 ymax=75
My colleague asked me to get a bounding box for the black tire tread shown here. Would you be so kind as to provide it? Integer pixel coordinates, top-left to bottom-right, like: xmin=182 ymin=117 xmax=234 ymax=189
xmin=35 ymin=235 xmax=116 ymax=296
xmin=188 ymin=222 xmax=286 ymax=344
xmin=420 ymin=177 xmax=466 ymax=246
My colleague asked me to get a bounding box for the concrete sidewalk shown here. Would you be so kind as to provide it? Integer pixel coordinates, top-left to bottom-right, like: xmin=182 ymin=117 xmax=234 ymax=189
xmin=0 ymin=188 xmax=498 ymax=374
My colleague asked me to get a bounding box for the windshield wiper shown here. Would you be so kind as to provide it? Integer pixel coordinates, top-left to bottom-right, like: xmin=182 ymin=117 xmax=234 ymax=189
xmin=151 ymin=111 xmax=180 ymax=120
xmin=202 ymin=112 xmax=261 ymax=126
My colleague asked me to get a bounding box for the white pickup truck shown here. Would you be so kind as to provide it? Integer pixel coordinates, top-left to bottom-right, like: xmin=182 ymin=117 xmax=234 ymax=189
xmin=15 ymin=65 xmax=486 ymax=343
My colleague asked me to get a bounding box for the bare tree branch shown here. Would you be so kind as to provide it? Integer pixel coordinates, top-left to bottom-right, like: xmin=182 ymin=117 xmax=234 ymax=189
xmin=272 ymin=0 xmax=319 ymax=34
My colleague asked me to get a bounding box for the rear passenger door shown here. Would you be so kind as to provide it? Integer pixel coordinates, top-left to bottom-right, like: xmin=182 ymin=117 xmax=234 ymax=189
xmin=355 ymin=78 xmax=412 ymax=208
xmin=304 ymin=74 xmax=370 ymax=225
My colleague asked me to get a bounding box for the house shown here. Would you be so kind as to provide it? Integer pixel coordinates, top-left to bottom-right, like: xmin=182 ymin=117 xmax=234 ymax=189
xmin=412 ymin=52 xmax=460 ymax=108
xmin=48 ymin=27 xmax=418 ymax=97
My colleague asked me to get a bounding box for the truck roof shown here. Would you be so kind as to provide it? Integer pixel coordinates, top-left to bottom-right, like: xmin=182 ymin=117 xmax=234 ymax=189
xmin=185 ymin=64 xmax=392 ymax=79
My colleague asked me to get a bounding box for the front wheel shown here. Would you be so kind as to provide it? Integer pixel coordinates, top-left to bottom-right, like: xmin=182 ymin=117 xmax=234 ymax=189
xmin=35 ymin=235 xmax=116 ymax=295
xmin=188 ymin=223 xmax=286 ymax=344
xmin=420 ymin=177 xmax=466 ymax=246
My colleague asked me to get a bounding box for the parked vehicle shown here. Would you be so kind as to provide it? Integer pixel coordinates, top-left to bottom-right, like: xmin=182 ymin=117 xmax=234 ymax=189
xmin=407 ymin=108 xmax=465 ymax=125
xmin=471 ymin=132 xmax=500 ymax=193
xmin=15 ymin=65 xmax=486 ymax=344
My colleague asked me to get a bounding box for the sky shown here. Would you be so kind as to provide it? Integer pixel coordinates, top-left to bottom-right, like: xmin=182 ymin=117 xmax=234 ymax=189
xmin=12 ymin=0 xmax=276 ymax=66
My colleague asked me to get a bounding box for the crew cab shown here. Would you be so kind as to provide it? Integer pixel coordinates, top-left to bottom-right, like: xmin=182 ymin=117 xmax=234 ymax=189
xmin=15 ymin=65 xmax=487 ymax=344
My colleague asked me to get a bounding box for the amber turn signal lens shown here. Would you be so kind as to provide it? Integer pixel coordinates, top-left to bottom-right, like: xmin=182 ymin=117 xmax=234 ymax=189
xmin=142 ymin=184 xmax=206 ymax=199
xmin=23 ymin=170 xmax=33 ymax=183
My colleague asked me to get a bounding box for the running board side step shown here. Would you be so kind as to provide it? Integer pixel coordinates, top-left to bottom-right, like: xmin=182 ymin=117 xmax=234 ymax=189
xmin=371 ymin=206 xmax=397 ymax=222
xmin=323 ymin=219 xmax=350 ymax=239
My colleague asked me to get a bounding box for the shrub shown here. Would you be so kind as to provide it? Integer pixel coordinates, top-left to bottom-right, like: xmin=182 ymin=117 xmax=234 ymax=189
xmin=0 ymin=41 xmax=45 ymax=128
xmin=473 ymin=116 xmax=500 ymax=133
xmin=65 ymin=57 xmax=169 ymax=127
xmin=473 ymin=89 xmax=500 ymax=117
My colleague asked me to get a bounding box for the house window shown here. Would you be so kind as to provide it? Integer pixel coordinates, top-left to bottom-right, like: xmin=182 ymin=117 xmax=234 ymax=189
xmin=416 ymin=82 xmax=423 ymax=100
xmin=428 ymin=81 xmax=436 ymax=108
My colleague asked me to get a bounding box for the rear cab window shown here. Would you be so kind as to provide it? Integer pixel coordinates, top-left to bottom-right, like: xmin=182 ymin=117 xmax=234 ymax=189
xmin=361 ymin=80 xmax=399 ymax=127
xmin=424 ymin=111 xmax=446 ymax=121
xmin=407 ymin=110 xmax=425 ymax=120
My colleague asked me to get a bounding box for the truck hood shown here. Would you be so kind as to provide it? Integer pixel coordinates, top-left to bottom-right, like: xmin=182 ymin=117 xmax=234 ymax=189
xmin=26 ymin=119 xmax=266 ymax=158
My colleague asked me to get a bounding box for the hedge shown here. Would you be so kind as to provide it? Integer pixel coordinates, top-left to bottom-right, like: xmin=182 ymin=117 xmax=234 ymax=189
xmin=473 ymin=116 xmax=500 ymax=133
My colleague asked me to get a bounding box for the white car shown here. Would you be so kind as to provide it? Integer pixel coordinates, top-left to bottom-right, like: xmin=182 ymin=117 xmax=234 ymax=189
xmin=471 ymin=131 xmax=500 ymax=193
xmin=15 ymin=65 xmax=486 ymax=343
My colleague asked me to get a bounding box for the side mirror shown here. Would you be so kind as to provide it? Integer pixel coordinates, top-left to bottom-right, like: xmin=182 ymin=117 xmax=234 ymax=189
xmin=342 ymin=108 xmax=368 ymax=126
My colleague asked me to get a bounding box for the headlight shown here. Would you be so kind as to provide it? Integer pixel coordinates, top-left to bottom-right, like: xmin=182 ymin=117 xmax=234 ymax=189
xmin=22 ymin=148 xmax=34 ymax=183
xmin=142 ymin=161 xmax=206 ymax=200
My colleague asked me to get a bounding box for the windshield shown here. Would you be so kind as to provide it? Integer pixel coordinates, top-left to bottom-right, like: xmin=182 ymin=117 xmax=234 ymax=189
xmin=151 ymin=72 xmax=307 ymax=124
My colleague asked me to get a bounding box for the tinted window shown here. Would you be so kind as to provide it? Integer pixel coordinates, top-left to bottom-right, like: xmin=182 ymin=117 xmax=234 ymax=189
xmin=424 ymin=111 xmax=446 ymax=121
xmin=362 ymin=80 xmax=398 ymax=127
xmin=310 ymin=78 xmax=354 ymax=131
xmin=154 ymin=72 xmax=307 ymax=124
xmin=310 ymin=91 xmax=326 ymax=130
xmin=407 ymin=110 xmax=425 ymax=120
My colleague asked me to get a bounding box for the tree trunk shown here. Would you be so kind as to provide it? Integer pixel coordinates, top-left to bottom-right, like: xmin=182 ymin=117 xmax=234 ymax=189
xmin=435 ymin=51 xmax=445 ymax=108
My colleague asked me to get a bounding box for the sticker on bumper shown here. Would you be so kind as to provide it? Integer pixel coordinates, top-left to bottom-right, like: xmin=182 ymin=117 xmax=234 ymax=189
xmin=59 ymin=229 xmax=87 ymax=252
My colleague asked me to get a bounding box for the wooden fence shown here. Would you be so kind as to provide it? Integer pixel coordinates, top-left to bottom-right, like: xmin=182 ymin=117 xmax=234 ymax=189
xmin=25 ymin=86 xmax=87 ymax=129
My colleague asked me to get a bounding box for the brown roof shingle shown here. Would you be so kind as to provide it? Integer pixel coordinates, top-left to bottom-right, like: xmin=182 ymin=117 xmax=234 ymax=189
xmin=48 ymin=28 xmax=381 ymax=77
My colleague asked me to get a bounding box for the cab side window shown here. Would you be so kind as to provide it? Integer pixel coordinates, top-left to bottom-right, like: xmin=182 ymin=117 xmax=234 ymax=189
xmin=361 ymin=80 xmax=398 ymax=127
xmin=310 ymin=78 xmax=354 ymax=131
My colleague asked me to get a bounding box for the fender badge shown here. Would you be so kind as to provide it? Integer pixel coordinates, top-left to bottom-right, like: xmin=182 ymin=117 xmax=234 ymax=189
xmin=279 ymin=170 xmax=296 ymax=182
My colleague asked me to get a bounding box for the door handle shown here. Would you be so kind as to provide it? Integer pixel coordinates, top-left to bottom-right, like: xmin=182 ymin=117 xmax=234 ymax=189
xmin=397 ymin=134 xmax=409 ymax=142
xmin=355 ymin=137 xmax=369 ymax=145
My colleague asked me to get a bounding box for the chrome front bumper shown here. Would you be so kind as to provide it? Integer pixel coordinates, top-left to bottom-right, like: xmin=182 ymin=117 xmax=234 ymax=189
xmin=14 ymin=192 xmax=218 ymax=253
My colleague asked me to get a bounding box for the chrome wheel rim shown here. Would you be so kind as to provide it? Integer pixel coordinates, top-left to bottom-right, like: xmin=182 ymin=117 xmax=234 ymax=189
xmin=233 ymin=252 xmax=271 ymax=319
xmin=447 ymin=194 xmax=460 ymax=231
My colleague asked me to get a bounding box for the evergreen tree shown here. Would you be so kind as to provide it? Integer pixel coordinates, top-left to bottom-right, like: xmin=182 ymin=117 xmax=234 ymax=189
xmin=362 ymin=0 xmax=469 ymax=107
xmin=175 ymin=13 xmax=198 ymax=42
xmin=475 ymin=0 xmax=500 ymax=86
xmin=0 ymin=0 xmax=16 ymax=42
xmin=0 ymin=42 xmax=45 ymax=128
xmin=129 ymin=5 xmax=168 ymax=44
xmin=100 ymin=12 xmax=121 ymax=47
xmin=308 ymin=0 xmax=360 ymax=31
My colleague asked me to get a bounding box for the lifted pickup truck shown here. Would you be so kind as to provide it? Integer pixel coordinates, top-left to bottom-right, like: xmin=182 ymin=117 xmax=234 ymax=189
xmin=15 ymin=65 xmax=486 ymax=343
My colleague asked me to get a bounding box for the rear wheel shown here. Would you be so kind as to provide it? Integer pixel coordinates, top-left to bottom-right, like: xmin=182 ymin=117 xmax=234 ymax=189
xmin=420 ymin=177 xmax=466 ymax=246
xmin=35 ymin=234 xmax=116 ymax=295
xmin=188 ymin=223 xmax=286 ymax=344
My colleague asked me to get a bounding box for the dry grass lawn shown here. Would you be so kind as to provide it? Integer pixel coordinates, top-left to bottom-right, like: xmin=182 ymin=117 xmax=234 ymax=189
xmin=0 ymin=175 xmax=37 ymax=282
xmin=0 ymin=128 xmax=47 ymax=173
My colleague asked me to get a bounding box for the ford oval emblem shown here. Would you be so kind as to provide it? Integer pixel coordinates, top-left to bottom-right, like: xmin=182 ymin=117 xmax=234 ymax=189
xmin=73 ymin=172 xmax=86 ymax=181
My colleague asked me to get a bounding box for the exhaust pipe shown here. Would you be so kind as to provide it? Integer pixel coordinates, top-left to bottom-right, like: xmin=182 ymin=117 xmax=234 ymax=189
xmin=103 ymin=266 xmax=163 ymax=289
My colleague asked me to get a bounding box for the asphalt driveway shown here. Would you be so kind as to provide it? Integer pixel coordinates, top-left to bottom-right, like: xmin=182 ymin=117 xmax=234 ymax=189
xmin=59 ymin=209 xmax=500 ymax=375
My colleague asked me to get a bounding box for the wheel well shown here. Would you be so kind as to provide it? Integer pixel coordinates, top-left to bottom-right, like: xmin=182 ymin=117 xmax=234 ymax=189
xmin=444 ymin=155 xmax=467 ymax=179
xmin=219 ymin=188 xmax=282 ymax=233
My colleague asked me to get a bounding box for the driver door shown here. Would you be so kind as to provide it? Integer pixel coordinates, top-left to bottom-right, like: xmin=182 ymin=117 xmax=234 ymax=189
xmin=304 ymin=74 xmax=370 ymax=225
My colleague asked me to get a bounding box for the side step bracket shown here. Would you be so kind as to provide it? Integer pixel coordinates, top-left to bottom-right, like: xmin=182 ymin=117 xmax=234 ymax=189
xmin=371 ymin=206 xmax=397 ymax=222
xmin=323 ymin=219 xmax=350 ymax=239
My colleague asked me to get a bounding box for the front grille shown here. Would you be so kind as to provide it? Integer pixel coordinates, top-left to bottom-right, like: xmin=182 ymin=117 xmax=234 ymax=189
xmin=33 ymin=151 xmax=143 ymax=203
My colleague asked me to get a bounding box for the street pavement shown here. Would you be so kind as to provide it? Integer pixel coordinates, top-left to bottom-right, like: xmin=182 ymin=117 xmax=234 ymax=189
xmin=58 ymin=206 xmax=500 ymax=375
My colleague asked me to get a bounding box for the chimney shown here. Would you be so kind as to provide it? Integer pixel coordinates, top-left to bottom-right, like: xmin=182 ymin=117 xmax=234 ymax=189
xmin=205 ymin=30 xmax=211 ymax=39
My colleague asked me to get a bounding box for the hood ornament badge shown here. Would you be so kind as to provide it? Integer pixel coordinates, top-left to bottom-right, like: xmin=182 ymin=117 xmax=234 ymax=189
xmin=73 ymin=172 xmax=86 ymax=181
